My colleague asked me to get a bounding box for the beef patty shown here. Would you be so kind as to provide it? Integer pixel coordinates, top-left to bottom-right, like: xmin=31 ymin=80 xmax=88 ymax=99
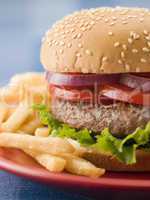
xmin=51 ymin=98 xmax=150 ymax=137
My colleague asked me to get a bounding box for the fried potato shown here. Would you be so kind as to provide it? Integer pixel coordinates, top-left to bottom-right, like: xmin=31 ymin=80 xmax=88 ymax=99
xmin=0 ymin=133 xmax=75 ymax=155
xmin=24 ymin=149 xmax=66 ymax=172
xmin=0 ymin=103 xmax=9 ymax=123
xmin=0 ymin=86 xmax=20 ymax=105
xmin=67 ymin=139 xmax=86 ymax=157
xmin=1 ymin=103 xmax=32 ymax=132
xmin=10 ymin=72 xmax=46 ymax=87
xmin=35 ymin=127 xmax=50 ymax=137
xmin=20 ymin=117 xmax=42 ymax=134
xmin=64 ymin=156 xmax=105 ymax=178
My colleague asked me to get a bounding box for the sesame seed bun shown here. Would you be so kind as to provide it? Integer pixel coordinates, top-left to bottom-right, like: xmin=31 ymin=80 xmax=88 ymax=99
xmin=83 ymin=149 xmax=150 ymax=171
xmin=41 ymin=7 xmax=150 ymax=74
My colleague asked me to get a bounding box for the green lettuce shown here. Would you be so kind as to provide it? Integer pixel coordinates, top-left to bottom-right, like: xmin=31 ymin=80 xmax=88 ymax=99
xmin=33 ymin=104 xmax=150 ymax=165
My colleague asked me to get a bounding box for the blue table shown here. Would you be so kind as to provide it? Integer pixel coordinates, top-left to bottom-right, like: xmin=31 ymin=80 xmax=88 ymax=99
xmin=0 ymin=171 xmax=93 ymax=200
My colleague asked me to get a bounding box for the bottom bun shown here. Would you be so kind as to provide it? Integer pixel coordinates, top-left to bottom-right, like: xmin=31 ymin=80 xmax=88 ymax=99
xmin=83 ymin=150 xmax=150 ymax=171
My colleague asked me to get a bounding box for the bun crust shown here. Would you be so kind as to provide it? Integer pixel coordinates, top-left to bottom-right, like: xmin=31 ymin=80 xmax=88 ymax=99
xmin=83 ymin=150 xmax=150 ymax=171
xmin=41 ymin=7 xmax=150 ymax=74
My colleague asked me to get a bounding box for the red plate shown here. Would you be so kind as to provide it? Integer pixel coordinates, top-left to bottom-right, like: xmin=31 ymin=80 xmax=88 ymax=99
xmin=0 ymin=147 xmax=150 ymax=190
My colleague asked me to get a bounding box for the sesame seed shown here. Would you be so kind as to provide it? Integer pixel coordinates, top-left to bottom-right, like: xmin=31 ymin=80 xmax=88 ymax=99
xmin=139 ymin=18 xmax=144 ymax=22
xmin=122 ymin=44 xmax=127 ymax=50
xmin=102 ymin=56 xmax=108 ymax=62
xmin=59 ymin=49 xmax=63 ymax=54
xmin=146 ymin=36 xmax=150 ymax=41
xmin=54 ymin=41 xmax=58 ymax=45
xmin=90 ymin=21 xmax=95 ymax=25
xmin=77 ymin=33 xmax=82 ymax=38
xmin=121 ymin=51 xmax=125 ymax=58
xmin=72 ymin=34 xmax=77 ymax=39
xmin=112 ymin=16 xmax=117 ymax=20
xmin=85 ymin=49 xmax=92 ymax=56
xmin=79 ymin=23 xmax=84 ymax=28
xmin=110 ymin=22 xmax=115 ymax=26
xmin=48 ymin=42 xmax=52 ymax=46
xmin=76 ymin=53 xmax=81 ymax=57
xmin=104 ymin=19 xmax=109 ymax=22
xmin=59 ymin=41 xmax=65 ymax=46
xmin=67 ymin=43 xmax=72 ymax=48
xmin=81 ymin=27 xmax=86 ymax=31
xmin=140 ymin=58 xmax=147 ymax=63
xmin=128 ymin=38 xmax=133 ymax=44
xmin=142 ymin=47 xmax=150 ymax=52
xmin=114 ymin=42 xmax=120 ymax=47
xmin=118 ymin=59 xmax=123 ymax=64
xmin=78 ymin=43 xmax=83 ymax=48
xmin=125 ymin=64 xmax=130 ymax=71
xmin=144 ymin=30 xmax=149 ymax=35
xmin=84 ymin=22 xmax=89 ymax=27
xmin=122 ymin=21 xmax=128 ymax=24
xmin=108 ymin=31 xmax=113 ymax=36
xmin=132 ymin=49 xmax=138 ymax=53
xmin=147 ymin=42 xmax=150 ymax=47
xmin=133 ymin=33 xmax=140 ymax=40
xmin=136 ymin=67 xmax=140 ymax=72
xmin=70 ymin=28 xmax=75 ymax=33
xmin=130 ymin=31 xmax=134 ymax=37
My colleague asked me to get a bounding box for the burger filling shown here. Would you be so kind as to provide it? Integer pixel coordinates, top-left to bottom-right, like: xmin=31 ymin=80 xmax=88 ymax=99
xmin=33 ymin=72 xmax=150 ymax=165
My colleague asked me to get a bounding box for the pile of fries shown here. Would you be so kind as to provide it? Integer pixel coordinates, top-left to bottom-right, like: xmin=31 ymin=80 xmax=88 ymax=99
xmin=0 ymin=72 xmax=105 ymax=178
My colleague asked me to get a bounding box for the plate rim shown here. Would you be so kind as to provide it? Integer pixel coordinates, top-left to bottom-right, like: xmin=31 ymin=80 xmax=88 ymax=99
xmin=1 ymin=155 xmax=150 ymax=190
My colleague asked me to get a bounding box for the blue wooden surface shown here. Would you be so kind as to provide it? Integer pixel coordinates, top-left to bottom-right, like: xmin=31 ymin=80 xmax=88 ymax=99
xmin=1 ymin=1 xmax=150 ymax=199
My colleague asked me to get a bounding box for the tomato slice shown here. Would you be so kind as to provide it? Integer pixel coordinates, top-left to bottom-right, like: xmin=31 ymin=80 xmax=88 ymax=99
xmin=101 ymin=84 xmax=150 ymax=106
xmin=50 ymin=83 xmax=150 ymax=106
xmin=50 ymin=85 xmax=113 ymax=105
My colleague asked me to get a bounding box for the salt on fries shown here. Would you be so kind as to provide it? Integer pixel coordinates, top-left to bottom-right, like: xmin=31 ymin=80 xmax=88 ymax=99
xmin=0 ymin=72 xmax=105 ymax=178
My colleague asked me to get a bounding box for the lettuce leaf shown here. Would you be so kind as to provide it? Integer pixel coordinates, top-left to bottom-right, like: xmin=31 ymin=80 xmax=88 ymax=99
xmin=33 ymin=104 xmax=150 ymax=165
xmin=94 ymin=128 xmax=137 ymax=164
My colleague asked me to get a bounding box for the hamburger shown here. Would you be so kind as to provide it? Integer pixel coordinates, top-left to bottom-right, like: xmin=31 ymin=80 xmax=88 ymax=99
xmin=39 ymin=7 xmax=150 ymax=171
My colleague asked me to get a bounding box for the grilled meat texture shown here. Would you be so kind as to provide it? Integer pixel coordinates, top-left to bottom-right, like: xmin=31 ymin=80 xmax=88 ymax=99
xmin=51 ymin=98 xmax=150 ymax=137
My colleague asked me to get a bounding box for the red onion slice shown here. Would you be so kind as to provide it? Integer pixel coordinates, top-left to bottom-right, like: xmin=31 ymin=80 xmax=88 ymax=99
xmin=46 ymin=71 xmax=120 ymax=88
xmin=120 ymin=74 xmax=150 ymax=92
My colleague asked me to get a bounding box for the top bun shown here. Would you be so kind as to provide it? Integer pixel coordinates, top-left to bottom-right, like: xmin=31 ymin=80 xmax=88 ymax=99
xmin=41 ymin=7 xmax=150 ymax=74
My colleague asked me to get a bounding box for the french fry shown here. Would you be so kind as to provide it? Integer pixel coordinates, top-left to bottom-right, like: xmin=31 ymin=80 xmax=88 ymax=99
xmin=64 ymin=156 xmax=105 ymax=178
xmin=1 ymin=103 xmax=32 ymax=132
xmin=0 ymin=103 xmax=9 ymax=123
xmin=67 ymin=138 xmax=86 ymax=157
xmin=0 ymin=86 xmax=20 ymax=105
xmin=35 ymin=127 xmax=50 ymax=137
xmin=0 ymin=133 xmax=75 ymax=155
xmin=24 ymin=149 xmax=66 ymax=173
xmin=10 ymin=72 xmax=46 ymax=87
xmin=20 ymin=117 xmax=42 ymax=134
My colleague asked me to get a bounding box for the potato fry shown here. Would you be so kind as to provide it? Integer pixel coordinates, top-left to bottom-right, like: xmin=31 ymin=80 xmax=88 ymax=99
xmin=0 ymin=103 xmax=9 ymax=123
xmin=0 ymin=86 xmax=20 ymax=105
xmin=10 ymin=72 xmax=46 ymax=87
xmin=20 ymin=117 xmax=42 ymax=134
xmin=0 ymin=133 xmax=75 ymax=155
xmin=24 ymin=149 xmax=66 ymax=173
xmin=36 ymin=154 xmax=66 ymax=172
xmin=64 ymin=156 xmax=105 ymax=178
xmin=67 ymin=138 xmax=86 ymax=157
xmin=35 ymin=127 xmax=50 ymax=137
xmin=1 ymin=103 xmax=32 ymax=132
